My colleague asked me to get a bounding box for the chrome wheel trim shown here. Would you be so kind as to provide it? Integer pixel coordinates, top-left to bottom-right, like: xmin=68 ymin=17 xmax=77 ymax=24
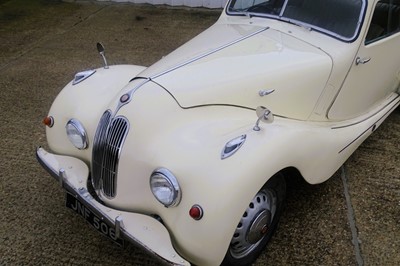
xmin=229 ymin=189 xmax=278 ymax=259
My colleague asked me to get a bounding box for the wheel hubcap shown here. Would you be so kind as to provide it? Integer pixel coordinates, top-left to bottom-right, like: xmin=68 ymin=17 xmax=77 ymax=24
xmin=229 ymin=189 xmax=277 ymax=259
xmin=247 ymin=209 xmax=271 ymax=244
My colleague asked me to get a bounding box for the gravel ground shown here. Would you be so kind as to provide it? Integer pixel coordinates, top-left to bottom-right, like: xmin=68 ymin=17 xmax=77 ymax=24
xmin=0 ymin=1 xmax=399 ymax=265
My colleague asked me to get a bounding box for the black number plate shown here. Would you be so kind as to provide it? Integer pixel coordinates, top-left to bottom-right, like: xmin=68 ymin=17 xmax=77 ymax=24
xmin=66 ymin=192 xmax=124 ymax=246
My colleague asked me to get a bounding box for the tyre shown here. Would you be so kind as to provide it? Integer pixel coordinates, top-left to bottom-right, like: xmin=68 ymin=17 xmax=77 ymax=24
xmin=221 ymin=173 xmax=286 ymax=266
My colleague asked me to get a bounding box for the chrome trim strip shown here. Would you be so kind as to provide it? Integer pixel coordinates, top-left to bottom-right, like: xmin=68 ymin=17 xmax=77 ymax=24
xmin=332 ymin=95 xmax=400 ymax=129
xmin=150 ymin=27 xmax=269 ymax=80
xmin=337 ymin=97 xmax=400 ymax=154
xmin=92 ymin=110 xmax=112 ymax=192
xmin=35 ymin=147 xmax=190 ymax=266
xmin=92 ymin=111 xmax=130 ymax=199
xmin=279 ymin=0 xmax=290 ymax=17
xmin=114 ymin=28 xmax=268 ymax=114
xmin=117 ymin=78 xmax=150 ymax=111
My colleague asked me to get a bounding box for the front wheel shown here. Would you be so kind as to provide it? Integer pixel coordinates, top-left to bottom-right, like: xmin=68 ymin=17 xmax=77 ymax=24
xmin=221 ymin=173 xmax=286 ymax=266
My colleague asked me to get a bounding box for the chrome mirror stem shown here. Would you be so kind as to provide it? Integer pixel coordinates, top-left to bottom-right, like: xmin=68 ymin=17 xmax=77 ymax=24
xmin=253 ymin=106 xmax=274 ymax=131
xmin=97 ymin=42 xmax=109 ymax=69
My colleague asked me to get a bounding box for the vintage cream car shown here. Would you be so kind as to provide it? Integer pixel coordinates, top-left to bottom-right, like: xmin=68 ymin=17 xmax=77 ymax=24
xmin=37 ymin=0 xmax=400 ymax=265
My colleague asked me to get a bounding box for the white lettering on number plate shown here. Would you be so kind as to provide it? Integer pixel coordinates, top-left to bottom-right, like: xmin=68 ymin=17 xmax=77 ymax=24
xmin=66 ymin=192 xmax=124 ymax=246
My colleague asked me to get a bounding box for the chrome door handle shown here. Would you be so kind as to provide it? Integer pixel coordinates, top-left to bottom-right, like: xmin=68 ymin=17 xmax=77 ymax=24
xmin=356 ymin=56 xmax=371 ymax=65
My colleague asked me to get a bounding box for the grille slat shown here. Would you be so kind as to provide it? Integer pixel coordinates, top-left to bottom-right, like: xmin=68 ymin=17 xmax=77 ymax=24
xmin=92 ymin=110 xmax=129 ymax=198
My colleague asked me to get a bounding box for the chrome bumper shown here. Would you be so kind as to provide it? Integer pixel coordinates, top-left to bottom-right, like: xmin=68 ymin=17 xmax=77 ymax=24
xmin=36 ymin=147 xmax=190 ymax=266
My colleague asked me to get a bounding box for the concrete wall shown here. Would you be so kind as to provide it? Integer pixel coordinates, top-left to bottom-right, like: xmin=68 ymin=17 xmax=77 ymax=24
xmin=95 ymin=0 xmax=228 ymax=8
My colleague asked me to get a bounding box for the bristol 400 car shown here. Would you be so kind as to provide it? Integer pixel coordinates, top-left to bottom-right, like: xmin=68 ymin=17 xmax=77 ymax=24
xmin=37 ymin=0 xmax=400 ymax=265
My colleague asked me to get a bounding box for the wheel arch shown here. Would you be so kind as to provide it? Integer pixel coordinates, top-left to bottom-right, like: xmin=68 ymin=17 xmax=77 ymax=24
xmin=220 ymin=167 xmax=291 ymax=266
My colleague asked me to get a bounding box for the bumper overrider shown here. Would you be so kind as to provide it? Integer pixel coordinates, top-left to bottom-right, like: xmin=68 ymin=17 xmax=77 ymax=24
xmin=36 ymin=147 xmax=190 ymax=266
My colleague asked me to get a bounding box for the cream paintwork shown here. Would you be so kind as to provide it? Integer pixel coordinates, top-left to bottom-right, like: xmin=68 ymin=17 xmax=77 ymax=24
xmin=148 ymin=25 xmax=332 ymax=120
xmin=36 ymin=148 xmax=190 ymax=266
xmin=325 ymin=0 xmax=400 ymax=120
xmin=39 ymin=1 xmax=400 ymax=266
xmin=101 ymin=82 xmax=398 ymax=266
xmin=46 ymin=65 xmax=145 ymax=162
xmin=329 ymin=18 xmax=400 ymax=118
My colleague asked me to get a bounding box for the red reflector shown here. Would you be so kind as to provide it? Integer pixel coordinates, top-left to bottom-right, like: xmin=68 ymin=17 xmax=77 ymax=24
xmin=189 ymin=205 xmax=203 ymax=220
xmin=43 ymin=116 xmax=54 ymax=127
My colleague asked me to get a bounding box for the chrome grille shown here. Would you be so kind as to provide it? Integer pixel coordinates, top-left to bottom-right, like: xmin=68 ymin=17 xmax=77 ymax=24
xmin=92 ymin=110 xmax=129 ymax=198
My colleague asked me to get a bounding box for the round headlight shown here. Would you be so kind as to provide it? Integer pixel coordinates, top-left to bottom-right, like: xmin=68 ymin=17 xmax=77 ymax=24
xmin=66 ymin=119 xmax=88 ymax=150
xmin=150 ymin=168 xmax=181 ymax=207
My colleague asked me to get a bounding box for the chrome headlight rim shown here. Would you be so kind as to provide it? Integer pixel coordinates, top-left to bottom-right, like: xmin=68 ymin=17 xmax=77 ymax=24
xmin=150 ymin=168 xmax=182 ymax=208
xmin=66 ymin=118 xmax=88 ymax=150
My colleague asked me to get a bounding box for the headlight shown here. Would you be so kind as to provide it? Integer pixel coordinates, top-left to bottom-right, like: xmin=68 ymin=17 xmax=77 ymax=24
xmin=66 ymin=119 xmax=88 ymax=150
xmin=150 ymin=168 xmax=182 ymax=207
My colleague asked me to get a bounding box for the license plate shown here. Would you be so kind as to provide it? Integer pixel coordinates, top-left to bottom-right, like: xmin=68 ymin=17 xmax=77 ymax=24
xmin=66 ymin=192 xmax=124 ymax=246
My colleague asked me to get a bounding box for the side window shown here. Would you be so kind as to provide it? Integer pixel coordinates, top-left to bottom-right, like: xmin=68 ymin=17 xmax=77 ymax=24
xmin=365 ymin=0 xmax=400 ymax=44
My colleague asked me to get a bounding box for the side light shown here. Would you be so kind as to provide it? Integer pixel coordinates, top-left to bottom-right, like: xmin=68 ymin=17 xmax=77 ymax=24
xmin=72 ymin=69 xmax=96 ymax=85
xmin=221 ymin=134 xmax=246 ymax=160
xmin=189 ymin=205 xmax=203 ymax=220
xmin=43 ymin=116 xmax=54 ymax=127
xmin=150 ymin=168 xmax=182 ymax=207
xmin=66 ymin=119 xmax=88 ymax=150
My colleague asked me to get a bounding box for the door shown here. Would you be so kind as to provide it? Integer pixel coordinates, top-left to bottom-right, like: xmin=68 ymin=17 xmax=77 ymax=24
xmin=329 ymin=0 xmax=400 ymax=120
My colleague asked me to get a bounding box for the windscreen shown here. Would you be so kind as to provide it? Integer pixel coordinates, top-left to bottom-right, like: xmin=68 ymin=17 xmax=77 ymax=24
xmin=227 ymin=0 xmax=366 ymax=41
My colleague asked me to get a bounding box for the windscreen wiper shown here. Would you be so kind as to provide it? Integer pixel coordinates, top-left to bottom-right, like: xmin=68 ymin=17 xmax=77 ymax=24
xmin=229 ymin=8 xmax=253 ymax=18
xmin=281 ymin=17 xmax=313 ymax=31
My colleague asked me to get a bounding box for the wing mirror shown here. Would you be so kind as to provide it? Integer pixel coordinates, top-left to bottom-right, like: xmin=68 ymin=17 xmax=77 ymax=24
xmin=253 ymin=106 xmax=274 ymax=131
xmin=97 ymin=42 xmax=109 ymax=69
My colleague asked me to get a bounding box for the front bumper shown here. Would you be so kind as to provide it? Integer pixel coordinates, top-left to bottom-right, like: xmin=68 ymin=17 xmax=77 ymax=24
xmin=36 ymin=147 xmax=190 ymax=266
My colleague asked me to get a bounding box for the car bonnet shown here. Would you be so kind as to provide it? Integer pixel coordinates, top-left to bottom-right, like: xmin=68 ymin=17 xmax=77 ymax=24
xmin=137 ymin=23 xmax=333 ymax=120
